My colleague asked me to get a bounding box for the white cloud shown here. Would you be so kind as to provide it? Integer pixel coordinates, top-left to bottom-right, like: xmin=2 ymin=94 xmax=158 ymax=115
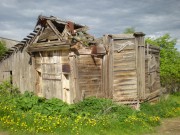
xmin=0 ymin=0 xmax=180 ymax=45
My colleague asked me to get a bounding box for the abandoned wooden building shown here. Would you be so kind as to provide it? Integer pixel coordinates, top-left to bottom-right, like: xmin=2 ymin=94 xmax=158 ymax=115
xmin=0 ymin=15 xmax=161 ymax=104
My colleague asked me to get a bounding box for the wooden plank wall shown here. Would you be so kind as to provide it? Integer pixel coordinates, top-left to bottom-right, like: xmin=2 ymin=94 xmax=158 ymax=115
xmin=111 ymin=35 xmax=138 ymax=103
xmin=77 ymin=55 xmax=103 ymax=99
xmin=145 ymin=45 xmax=161 ymax=100
xmin=34 ymin=50 xmax=71 ymax=103
xmin=0 ymin=48 xmax=36 ymax=93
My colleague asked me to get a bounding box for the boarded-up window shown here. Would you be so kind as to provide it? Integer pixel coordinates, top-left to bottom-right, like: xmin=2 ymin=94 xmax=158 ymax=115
xmin=62 ymin=64 xmax=70 ymax=73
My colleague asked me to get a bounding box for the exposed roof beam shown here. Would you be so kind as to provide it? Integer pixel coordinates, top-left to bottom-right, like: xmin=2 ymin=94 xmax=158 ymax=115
xmin=46 ymin=20 xmax=63 ymax=41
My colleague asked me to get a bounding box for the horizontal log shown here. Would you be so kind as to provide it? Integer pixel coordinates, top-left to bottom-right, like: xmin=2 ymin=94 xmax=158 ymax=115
xmin=114 ymin=50 xmax=135 ymax=55
xmin=148 ymin=96 xmax=160 ymax=103
xmin=113 ymin=96 xmax=138 ymax=102
xmin=79 ymin=86 xmax=101 ymax=91
xmin=113 ymin=80 xmax=137 ymax=85
xmin=146 ymin=49 xmax=160 ymax=53
xmin=114 ymin=77 xmax=137 ymax=82
xmin=113 ymin=100 xmax=138 ymax=105
xmin=114 ymin=84 xmax=137 ymax=90
xmin=146 ymin=45 xmax=160 ymax=50
xmin=114 ymin=92 xmax=137 ymax=97
xmin=113 ymin=62 xmax=135 ymax=67
xmin=111 ymin=34 xmax=135 ymax=39
xmin=27 ymin=45 xmax=70 ymax=52
xmin=146 ymin=89 xmax=161 ymax=99
xmin=113 ymin=67 xmax=136 ymax=71
xmin=79 ymin=80 xmax=101 ymax=84
xmin=114 ymin=45 xmax=135 ymax=51
xmin=32 ymin=40 xmax=69 ymax=46
xmin=79 ymin=83 xmax=100 ymax=86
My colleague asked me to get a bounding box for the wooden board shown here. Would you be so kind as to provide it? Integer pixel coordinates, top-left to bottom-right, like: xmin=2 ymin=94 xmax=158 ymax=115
xmin=77 ymin=55 xmax=103 ymax=99
xmin=112 ymin=38 xmax=138 ymax=100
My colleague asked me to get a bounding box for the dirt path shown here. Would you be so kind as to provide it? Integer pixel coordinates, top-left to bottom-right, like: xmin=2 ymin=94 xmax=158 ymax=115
xmin=146 ymin=117 xmax=180 ymax=135
xmin=0 ymin=132 xmax=8 ymax=135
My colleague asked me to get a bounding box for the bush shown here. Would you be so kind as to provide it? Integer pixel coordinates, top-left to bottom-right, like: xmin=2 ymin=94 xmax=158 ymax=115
xmin=140 ymin=93 xmax=180 ymax=118
xmin=0 ymin=41 xmax=7 ymax=57
xmin=0 ymin=82 xmax=180 ymax=135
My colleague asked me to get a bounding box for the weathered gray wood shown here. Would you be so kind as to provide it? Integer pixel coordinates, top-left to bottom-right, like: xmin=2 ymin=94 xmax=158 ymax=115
xmin=46 ymin=20 xmax=63 ymax=40
xmin=108 ymin=34 xmax=139 ymax=103
xmin=102 ymin=35 xmax=108 ymax=98
xmin=27 ymin=44 xmax=70 ymax=52
xmin=145 ymin=44 xmax=161 ymax=100
xmin=134 ymin=32 xmax=146 ymax=100
xmin=69 ymin=52 xmax=80 ymax=103
xmin=32 ymin=41 xmax=69 ymax=46
xmin=77 ymin=54 xmax=102 ymax=99
xmin=111 ymin=34 xmax=135 ymax=39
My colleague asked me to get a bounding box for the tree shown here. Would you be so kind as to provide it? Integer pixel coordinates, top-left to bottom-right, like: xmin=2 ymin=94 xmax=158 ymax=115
xmin=0 ymin=41 xmax=7 ymax=57
xmin=123 ymin=27 xmax=135 ymax=34
xmin=146 ymin=34 xmax=180 ymax=93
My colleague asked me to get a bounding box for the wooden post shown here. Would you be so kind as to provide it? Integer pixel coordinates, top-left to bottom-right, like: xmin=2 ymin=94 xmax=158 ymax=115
xmin=102 ymin=35 xmax=113 ymax=98
xmin=69 ymin=52 xmax=80 ymax=103
xmin=108 ymin=36 xmax=113 ymax=98
xmin=134 ymin=32 xmax=146 ymax=100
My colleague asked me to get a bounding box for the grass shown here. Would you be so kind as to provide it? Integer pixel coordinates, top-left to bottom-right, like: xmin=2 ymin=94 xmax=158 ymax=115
xmin=0 ymin=81 xmax=180 ymax=135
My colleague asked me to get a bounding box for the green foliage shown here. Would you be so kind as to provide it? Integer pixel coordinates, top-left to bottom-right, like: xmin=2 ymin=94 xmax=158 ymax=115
xmin=0 ymin=81 xmax=19 ymax=97
xmin=146 ymin=34 xmax=180 ymax=92
xmin=0 ymin=41 xmax=7 ymax=57
xmin=141 ymin=94 xmax=180 ymax=118
xmin=67 ymin=97 xmax=115 ymax=116
xmin=0 ymin=82 xmax=180 ymax=135
xmin=123 ymin=27 xmax=135 ymax=34
xmin=32 ymin=98 xmax=68 ymax=115
xmin=15 ymin=91 xmax=39 ymax=112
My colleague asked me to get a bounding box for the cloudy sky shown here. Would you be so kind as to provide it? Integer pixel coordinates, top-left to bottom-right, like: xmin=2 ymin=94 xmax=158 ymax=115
xmin=0 ymin=0 xmax=180 ymax=50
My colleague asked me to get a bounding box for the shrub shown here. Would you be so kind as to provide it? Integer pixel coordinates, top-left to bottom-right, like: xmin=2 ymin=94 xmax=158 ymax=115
xmin=0 ymin=82 xmax=180 ymax=135
xmin=0 ymin=41 xmax=7 ymax=57
xmin=140 ymin=93 xmax=180 ymax=118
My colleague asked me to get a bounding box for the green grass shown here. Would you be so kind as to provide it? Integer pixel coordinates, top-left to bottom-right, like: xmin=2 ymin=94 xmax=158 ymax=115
xmin=0 ymin=81 xmax=180 ymax=135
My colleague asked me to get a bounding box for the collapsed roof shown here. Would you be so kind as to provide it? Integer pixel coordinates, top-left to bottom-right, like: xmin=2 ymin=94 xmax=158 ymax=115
xmin=0 ymin=15 xmax=98 ymax=61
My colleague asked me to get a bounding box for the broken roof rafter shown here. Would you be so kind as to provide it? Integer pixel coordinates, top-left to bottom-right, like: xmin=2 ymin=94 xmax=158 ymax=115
xmin=37 ymin=15 xmax=84 ymax=28
xmin=0 ymin=15 xmax=94 ymax=62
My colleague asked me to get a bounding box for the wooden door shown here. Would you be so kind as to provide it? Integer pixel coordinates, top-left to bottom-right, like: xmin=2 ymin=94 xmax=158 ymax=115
xmin=41 ymin=51 xmax=62 ymax=99
xmin=35 ymin=50 xmax=70 ymax=102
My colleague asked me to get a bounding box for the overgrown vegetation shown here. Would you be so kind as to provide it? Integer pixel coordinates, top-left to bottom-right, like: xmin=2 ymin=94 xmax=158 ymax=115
xmin=0 ymin=41 xmax=7 ymax=57
xmin=146 ymin=34 xmax=180 ymax=93
xmin=0 ymin=82 xmax=180 ymax=135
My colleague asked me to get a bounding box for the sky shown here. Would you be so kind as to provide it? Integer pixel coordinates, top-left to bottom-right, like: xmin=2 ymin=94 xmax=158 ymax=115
xmin=0 ymin=0 xmax=180 ymax=50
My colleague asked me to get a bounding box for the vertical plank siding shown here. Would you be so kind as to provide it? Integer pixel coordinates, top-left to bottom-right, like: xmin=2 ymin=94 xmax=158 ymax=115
xmin=34 ymin=50 xmax=71 ymax=103
xmin=0 ymin=48 xmax=36 ymax=93
xmin=145 ymin=45 xmax=161 ymax=100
